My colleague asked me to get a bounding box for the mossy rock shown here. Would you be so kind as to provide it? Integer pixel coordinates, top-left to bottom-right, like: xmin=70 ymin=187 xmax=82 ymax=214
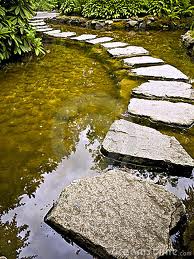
xmin=184 ymin=220 xmax=194 ymax=255
xmin=112 ymin=21 xmax=127 ymax=30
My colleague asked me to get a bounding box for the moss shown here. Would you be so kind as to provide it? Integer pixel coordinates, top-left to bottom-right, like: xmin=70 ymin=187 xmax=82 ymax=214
xmin=112 ymin=21 xmax=127 ymax=30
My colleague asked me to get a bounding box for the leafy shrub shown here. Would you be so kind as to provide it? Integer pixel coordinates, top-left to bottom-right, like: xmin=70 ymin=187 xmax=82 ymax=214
xmin=59 ymin=0 xmax=86 ymax=15
xmin=82 ymin=0 xmax=148 ymax=19
xmin=0 ymin=0 xmax=44 ymax=63
xmin=32 ymin=0 xmax=59 ymax=11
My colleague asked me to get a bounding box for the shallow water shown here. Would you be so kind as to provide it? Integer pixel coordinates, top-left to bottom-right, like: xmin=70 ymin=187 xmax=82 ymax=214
xmin=0 ymin=28 xmax=194 ymax=259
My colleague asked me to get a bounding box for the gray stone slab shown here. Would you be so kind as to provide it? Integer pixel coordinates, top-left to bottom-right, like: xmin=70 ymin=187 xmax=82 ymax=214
xmin=86 ymin=37 xmax=113 ymax=44
xmin=44 ymin=30 xmax=61 ymax=36
xmin=32 ymin=11 xmax=59 ymax=20
xmin=107 ymin=46 xmax=149 ymax=58
xmin=132 ymin=80 xmax=194 ymax=102
xmin=102 ymin=41 xmax=129 ymax=49
xmin=128 ymin=98 xmax=194 ymax=127
xmin=45 ymin=31 xmax=76 ymax=38
xmin=71 ymin=34 xmax=97 ymax=41
xmin=131 ymin=64 xmax=189 ymax=81
xmin=46 ymin=170 xmax=185 ymax=259
xmin=30 ymin=21 xmax=46 ymax=26
xmin=29 ymin=19 xmax=44 ymax=24
xmin=36 ymin=27 xmax=53 ymax=32
xmin=102 ymin=119 xmax=194 ymax=170
xmin=124 ymin=56 xmax=164 ymax=67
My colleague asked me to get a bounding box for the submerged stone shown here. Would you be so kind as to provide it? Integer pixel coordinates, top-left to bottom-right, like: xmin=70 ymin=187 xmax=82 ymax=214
xmin=86 ymin=37 xmax=113 ymax=44
xmin=46 ymin=170 xmax=185 ymax=259
xmin=128 ymin=98 xmax=194 ymax=127
xmin=131 ymin=64 xmax=189 ymax=81
xmin=124 ymin=56 xmax=164 ymax=67
xmin=71 ymin=34 xmax=97 ymax=41
xmin=102 ymin=119 xmax=194 ymax=170
xmin=132 ymin=80 xmax=194 ymax=102
xmin=107 ymin=46 xmax=149 ymax=57
xmin=102 ymin=41 xmax=128 ymax=48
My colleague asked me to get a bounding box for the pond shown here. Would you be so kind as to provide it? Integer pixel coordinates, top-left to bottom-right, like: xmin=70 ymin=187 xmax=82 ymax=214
xmin=0 ymin=27 xmax=194 ymax=259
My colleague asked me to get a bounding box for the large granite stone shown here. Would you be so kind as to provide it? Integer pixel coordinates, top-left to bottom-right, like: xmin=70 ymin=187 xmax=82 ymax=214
xmin=131 ymin=64 xmax=189 ymax=81
xmin=46 ymin=170 xmax=185 ymax=259
xmin=128 ymin=98 xmax=194 ymax=127
xmin=86 ymin=37 xmax=113 ymax=44
xmin=71 ymin=34 xmax=97 ymax=41
xmin=102 ymin=119 xmax=194 ymax=170
xmin=36 ymin=27 xmax=53 ymax=32
xmin=107 ymin=46 xmax=149 ymax=58
xmin=124 ymin=56 xmax=164 ymax=68
xmin=132 ymin=80 xmax=194 ymax=102
xmin=29 ymin=21 xmax=46 ymax=26
xmin=102 ymin=41 xmax=128 ymax=49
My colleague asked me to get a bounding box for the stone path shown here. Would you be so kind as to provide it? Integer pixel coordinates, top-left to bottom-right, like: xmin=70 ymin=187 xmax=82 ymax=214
xmin=31 ymin=12 xmax=194 ymax=259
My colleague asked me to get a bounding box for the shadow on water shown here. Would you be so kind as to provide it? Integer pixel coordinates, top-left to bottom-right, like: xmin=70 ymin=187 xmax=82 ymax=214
xmin=0 ymin=27 xmax=194 ymax=258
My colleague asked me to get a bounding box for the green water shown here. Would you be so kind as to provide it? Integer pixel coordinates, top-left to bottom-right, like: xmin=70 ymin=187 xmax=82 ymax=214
xmin=0 ymin=27 xmax=194 ymax=259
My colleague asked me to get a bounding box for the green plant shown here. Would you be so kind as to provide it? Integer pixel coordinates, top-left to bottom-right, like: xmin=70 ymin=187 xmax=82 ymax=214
xmin=32 ymin=0 xmax=59 ymax=11
xmin=59 ymin=0 xmax=86 ymax=15
xmin=0 ymin=0 xmax=44 ymax=63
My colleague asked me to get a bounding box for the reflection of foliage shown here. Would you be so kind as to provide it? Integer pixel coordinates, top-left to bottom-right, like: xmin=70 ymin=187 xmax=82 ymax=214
xmin=0 ymin=215 xmax=30 ymax=259
xmin=183 ymin=186 xmax=194 ymax=255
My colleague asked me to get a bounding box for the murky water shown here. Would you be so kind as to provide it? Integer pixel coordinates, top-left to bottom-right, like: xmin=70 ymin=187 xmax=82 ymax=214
xmin=0 ymin=27 xmax=194 ymax=259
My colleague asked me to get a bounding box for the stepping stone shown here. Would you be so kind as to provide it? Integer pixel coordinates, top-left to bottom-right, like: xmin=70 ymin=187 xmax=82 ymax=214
xmin=124 ymin=56 xmax=164 ymax=68
xmin=45 ymin=170 xmax=185 ymax=259
xmin=102 ymin=119 xmax=194 ymax=170
xmin=30 ymin=21 xmax=46 ymax=26
xmin=102 ymin=41 xmax=128 ymax=49
xmin=32 ymin=11 xmax=59 ymax=20
xmin=44 ymin=30 xmax=61 ymax=36
xmin=86 ymin=37 xmax=113 ymax=44
xmin=71 ymin=34 xmax=97 ymax=41
xmin=29 ymin=19 xmax=44 ymax=23
xmin=36 ymin=27 xmax=53 ymax=32
xmin=132 ymin=80 xmax=194 ymax=102
xmin=107 ymin=46 xmax=149 ymax=58
xmin=131 ymin=64 xmax=189 ymax=81
xmin=128 ymin=98 xmax=194 ymax=127
xmin=44 ymin=32 xmax=76 ymax=38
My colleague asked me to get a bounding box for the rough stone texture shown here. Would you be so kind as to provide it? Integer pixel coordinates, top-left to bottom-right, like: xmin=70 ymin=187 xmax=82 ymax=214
xmin=181 ymin=31 xmax=194 ymax=57
xmin=107 ymin=46 xmax=149 ymax=58
xmin=46 ymin=170 xmax=185 ymax=259
xmin=131 ymin=64 xmax=189 ymax=81
xmin=44 ymin=30 xmax=61 ymax=36
xmin=102 ymin=120 xmax=194 ymax=170
xmin=45 ymin=31 xmax=76 ymax=38
xmin=71 ymin=34 xmax=97 ymax=41
xmin=124 ymin=56 xmax=164 ymax=67
xmin=128 ymin=98 xmax=194 ymax=127
xmin=132 ymin=80 xmax=194 ymax=102
xmin=102 ymin=41 xmax=128 ymax=49
xmin=86 ymin=37 xmax=113 ymax=44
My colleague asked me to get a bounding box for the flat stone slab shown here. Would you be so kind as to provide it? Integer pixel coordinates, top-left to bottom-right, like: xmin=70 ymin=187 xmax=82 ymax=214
xmin=44 ymin=30 xmax=61 ymax=36
xmin=45 ymin=31 xmax=76 ymax=38
xmin=124 ymin=56 xmax=164 ymax=67
xmin=107 ymin=46 xmax=149 ymax=58
xmin=102 ymin=120 xmax=194 ymax=170
xmin=36 ymin=27 xmax=53 ymax=32
xmin=71 ymin=34 xmax=97 ymax=41
xmin=131 ymin=64 xmax=189 ymax=81
xmin=32 ymin=11 xmax=59 ymax=20
xmin=46 ymin=170 xmax=185 ymax=259
xmin=102 ymin=41 xmax=128 ymax=48
xmin=86 ymin=37 xmax=113 ymax=44
xmin=30 ymin=21 xmax=46 ymax=26
xmin=128 ymin=98 xmax=194 ymax=127
xmin=132 ymin=80 xmax=194 ymax=102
